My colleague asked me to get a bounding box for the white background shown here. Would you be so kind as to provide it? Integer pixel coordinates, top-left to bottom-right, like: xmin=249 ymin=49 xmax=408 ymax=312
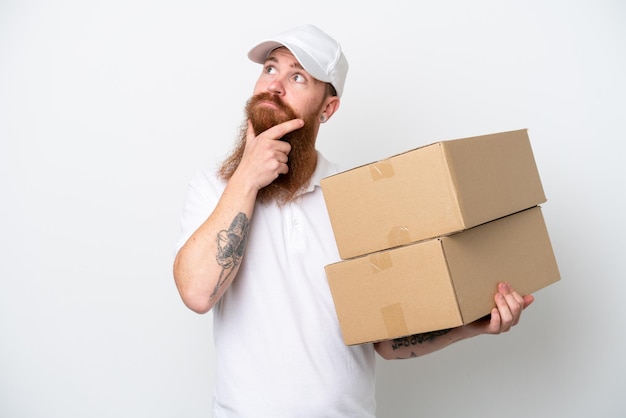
xmin=1 ymin=1 xmax=625 ymax=417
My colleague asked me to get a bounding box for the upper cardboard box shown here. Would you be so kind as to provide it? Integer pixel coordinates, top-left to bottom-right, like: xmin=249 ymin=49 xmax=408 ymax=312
xmin=321 ymin=129 xmax=546 ymax=260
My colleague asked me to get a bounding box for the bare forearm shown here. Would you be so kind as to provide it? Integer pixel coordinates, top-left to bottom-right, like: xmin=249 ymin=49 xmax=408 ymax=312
xmin=374 ymin=327 xmax=476 ymax=360
xmin=375 ymin=284 xmax=534 ymax=360
xmin=173 ymin=179 xmax=256 ymax=313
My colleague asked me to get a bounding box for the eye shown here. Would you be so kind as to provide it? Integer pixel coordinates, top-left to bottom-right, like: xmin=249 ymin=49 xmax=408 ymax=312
xmin=293 ymin=73 xmax=306 ymax=83
xmin=264 ymin=65 xmax=277 ymax=75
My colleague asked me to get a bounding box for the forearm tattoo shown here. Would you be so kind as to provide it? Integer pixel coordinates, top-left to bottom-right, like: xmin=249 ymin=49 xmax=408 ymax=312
xmin=211 ymin=212 xmax=249 ymax=299
xmin=391 ymin=329 xmax=452 ymax=351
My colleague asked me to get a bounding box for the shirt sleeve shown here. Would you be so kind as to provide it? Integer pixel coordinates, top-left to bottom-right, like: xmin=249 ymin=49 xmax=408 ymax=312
xmin=174 ymin=168 xmax=225 ymax=254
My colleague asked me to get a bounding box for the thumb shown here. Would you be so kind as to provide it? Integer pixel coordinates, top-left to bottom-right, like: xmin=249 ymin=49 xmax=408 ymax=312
xmin=246 ymin=119 xmax=256 ymax=140
xmin=523 ymin=294 xmax=535 ymax=309
xmin=243 ymin=119 xmax=257 ymax=152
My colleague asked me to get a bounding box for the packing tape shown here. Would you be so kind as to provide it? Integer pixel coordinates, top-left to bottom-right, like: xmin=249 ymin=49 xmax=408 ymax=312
xmin=369 ymin=160 xmax=394 ymax=181
xmin=388 ymin=225 xmax=410 ymax=247
xmin=381 ymin=303 xmax=409 ymax=338
xmin=369 ymin=251 xmax=392 ymax=274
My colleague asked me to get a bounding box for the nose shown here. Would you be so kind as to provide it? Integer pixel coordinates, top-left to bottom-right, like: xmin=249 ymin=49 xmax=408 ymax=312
xmin=267 ymin=78 xmax=284 ymax=96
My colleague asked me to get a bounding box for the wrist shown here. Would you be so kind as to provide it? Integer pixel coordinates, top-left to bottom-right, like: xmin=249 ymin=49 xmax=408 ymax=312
xmin=228 ymin=171 xmax=261 ymax=199
xmin=456 ymin=318 xmax=489 ymax=340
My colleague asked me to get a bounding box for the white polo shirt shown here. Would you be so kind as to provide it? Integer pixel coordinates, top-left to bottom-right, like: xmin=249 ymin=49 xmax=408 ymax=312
xmin=176 ymin=152 xmax=377 ymax=418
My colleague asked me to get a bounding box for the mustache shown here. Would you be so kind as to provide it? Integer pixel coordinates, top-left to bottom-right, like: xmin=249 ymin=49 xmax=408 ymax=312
xmin=247 ymin=92 xmax=294 ymax=116
xmin=219 ymin=92 xmax=319 ymax=205
xmin=246 ymin=92 xmax=299 ymax=139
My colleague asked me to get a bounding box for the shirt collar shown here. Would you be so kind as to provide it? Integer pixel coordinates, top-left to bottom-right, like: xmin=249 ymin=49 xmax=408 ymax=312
xmin=302 ymin=151 xmax=339 ymax=194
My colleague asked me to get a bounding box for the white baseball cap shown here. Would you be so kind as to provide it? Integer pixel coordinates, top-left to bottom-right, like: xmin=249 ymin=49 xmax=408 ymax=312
xmin=248 ymin=24 xmax=349 ymax=97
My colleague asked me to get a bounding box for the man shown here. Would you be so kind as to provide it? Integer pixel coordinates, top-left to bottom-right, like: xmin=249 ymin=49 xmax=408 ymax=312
xmin=173 ymin=24 xmax=534 ymax=417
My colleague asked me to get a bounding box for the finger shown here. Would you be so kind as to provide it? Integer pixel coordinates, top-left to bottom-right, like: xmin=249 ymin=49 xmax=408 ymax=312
xmin=494 ymin=292 xmax=514 ymax=332
xmin=277 ymin=161 xmax=289 ymax=176
xmin=245 ymin=119 xmax=292 ymax=158
xmin=506 ymin=288 xmax=525 ymax=326
xmin=498 ymin=282 xmax=520 ymax=307
xmin=513 ymin=291 xmax=527 ymax=326
xmin=523 ymin=294 xmax=535 ymax=309
xmin=260 ymin=118 xmax=304 ymax=141
xmin=509 ymin=288 xmax=525 ymax=306
xmin=488 ymin=307 xmax=501 ymax=334
xmin=244 ymin=120 xmax=258 ymax=153
xmin=499 ymin=283 xmax=527 ymax=327
xmin=276 ymin=152 xmax=288 ymax=164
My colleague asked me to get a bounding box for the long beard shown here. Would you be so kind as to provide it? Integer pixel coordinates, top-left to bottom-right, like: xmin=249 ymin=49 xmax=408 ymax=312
xmin=218 ymin=92 xmax=321 ymax=205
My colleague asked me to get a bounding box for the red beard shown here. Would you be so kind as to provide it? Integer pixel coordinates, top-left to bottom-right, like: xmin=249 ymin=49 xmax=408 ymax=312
xmin=218 ymin=92 xmax=321 ymax=205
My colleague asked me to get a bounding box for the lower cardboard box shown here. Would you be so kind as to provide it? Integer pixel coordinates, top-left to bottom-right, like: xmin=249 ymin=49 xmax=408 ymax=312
xmin=324 ymin=206 xmax=560 ymax=346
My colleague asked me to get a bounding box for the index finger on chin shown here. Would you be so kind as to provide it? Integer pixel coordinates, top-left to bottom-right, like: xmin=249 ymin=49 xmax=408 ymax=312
xmin=264 ymin=118 xmax=304 ymax=140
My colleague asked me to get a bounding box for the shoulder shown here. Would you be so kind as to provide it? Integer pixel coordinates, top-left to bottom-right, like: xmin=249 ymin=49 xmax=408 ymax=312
xmin=317 ymin=151 xmax=343 ymax=176
xmin=310 ymin=151 xmax=343 ymax=189
xmin=187 ymin=166 xmax=226 ymax=197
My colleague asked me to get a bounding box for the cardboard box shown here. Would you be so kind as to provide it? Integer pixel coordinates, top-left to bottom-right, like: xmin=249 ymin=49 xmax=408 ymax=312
xmin=325 ymin=206 xmax=560 ymax=346
xmin=321 ymin=129 xmax=546 ymax=260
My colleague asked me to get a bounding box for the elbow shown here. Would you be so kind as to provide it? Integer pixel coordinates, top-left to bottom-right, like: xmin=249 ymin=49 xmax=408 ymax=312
xmin=374 ymin=341 xmax=411 ymax=360
xmin=183 ymin=295 xmax=213 ymax=314
xmin=173 ymin=261 xmax=214 ymax=314
xmin=373 ymin=342 xmax=395 ymax=360
xmin=175 ymin=280 xmax=214 ymax=314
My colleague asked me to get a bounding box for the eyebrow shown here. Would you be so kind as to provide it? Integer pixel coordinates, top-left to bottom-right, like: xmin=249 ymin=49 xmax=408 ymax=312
xmin=264 ymin=55 xmax=305 ymax=71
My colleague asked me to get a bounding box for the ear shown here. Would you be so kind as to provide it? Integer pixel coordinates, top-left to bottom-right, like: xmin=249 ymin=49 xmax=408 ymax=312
xmin=319 ymin=96 xmax=340 ymax=123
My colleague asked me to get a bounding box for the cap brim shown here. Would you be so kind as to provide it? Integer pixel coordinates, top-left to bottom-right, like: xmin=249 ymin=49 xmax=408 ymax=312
xmin=248 ymin=41 xmax=284 ymax=64
xmin=247 ymin=40 xmax=331 ymax=83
